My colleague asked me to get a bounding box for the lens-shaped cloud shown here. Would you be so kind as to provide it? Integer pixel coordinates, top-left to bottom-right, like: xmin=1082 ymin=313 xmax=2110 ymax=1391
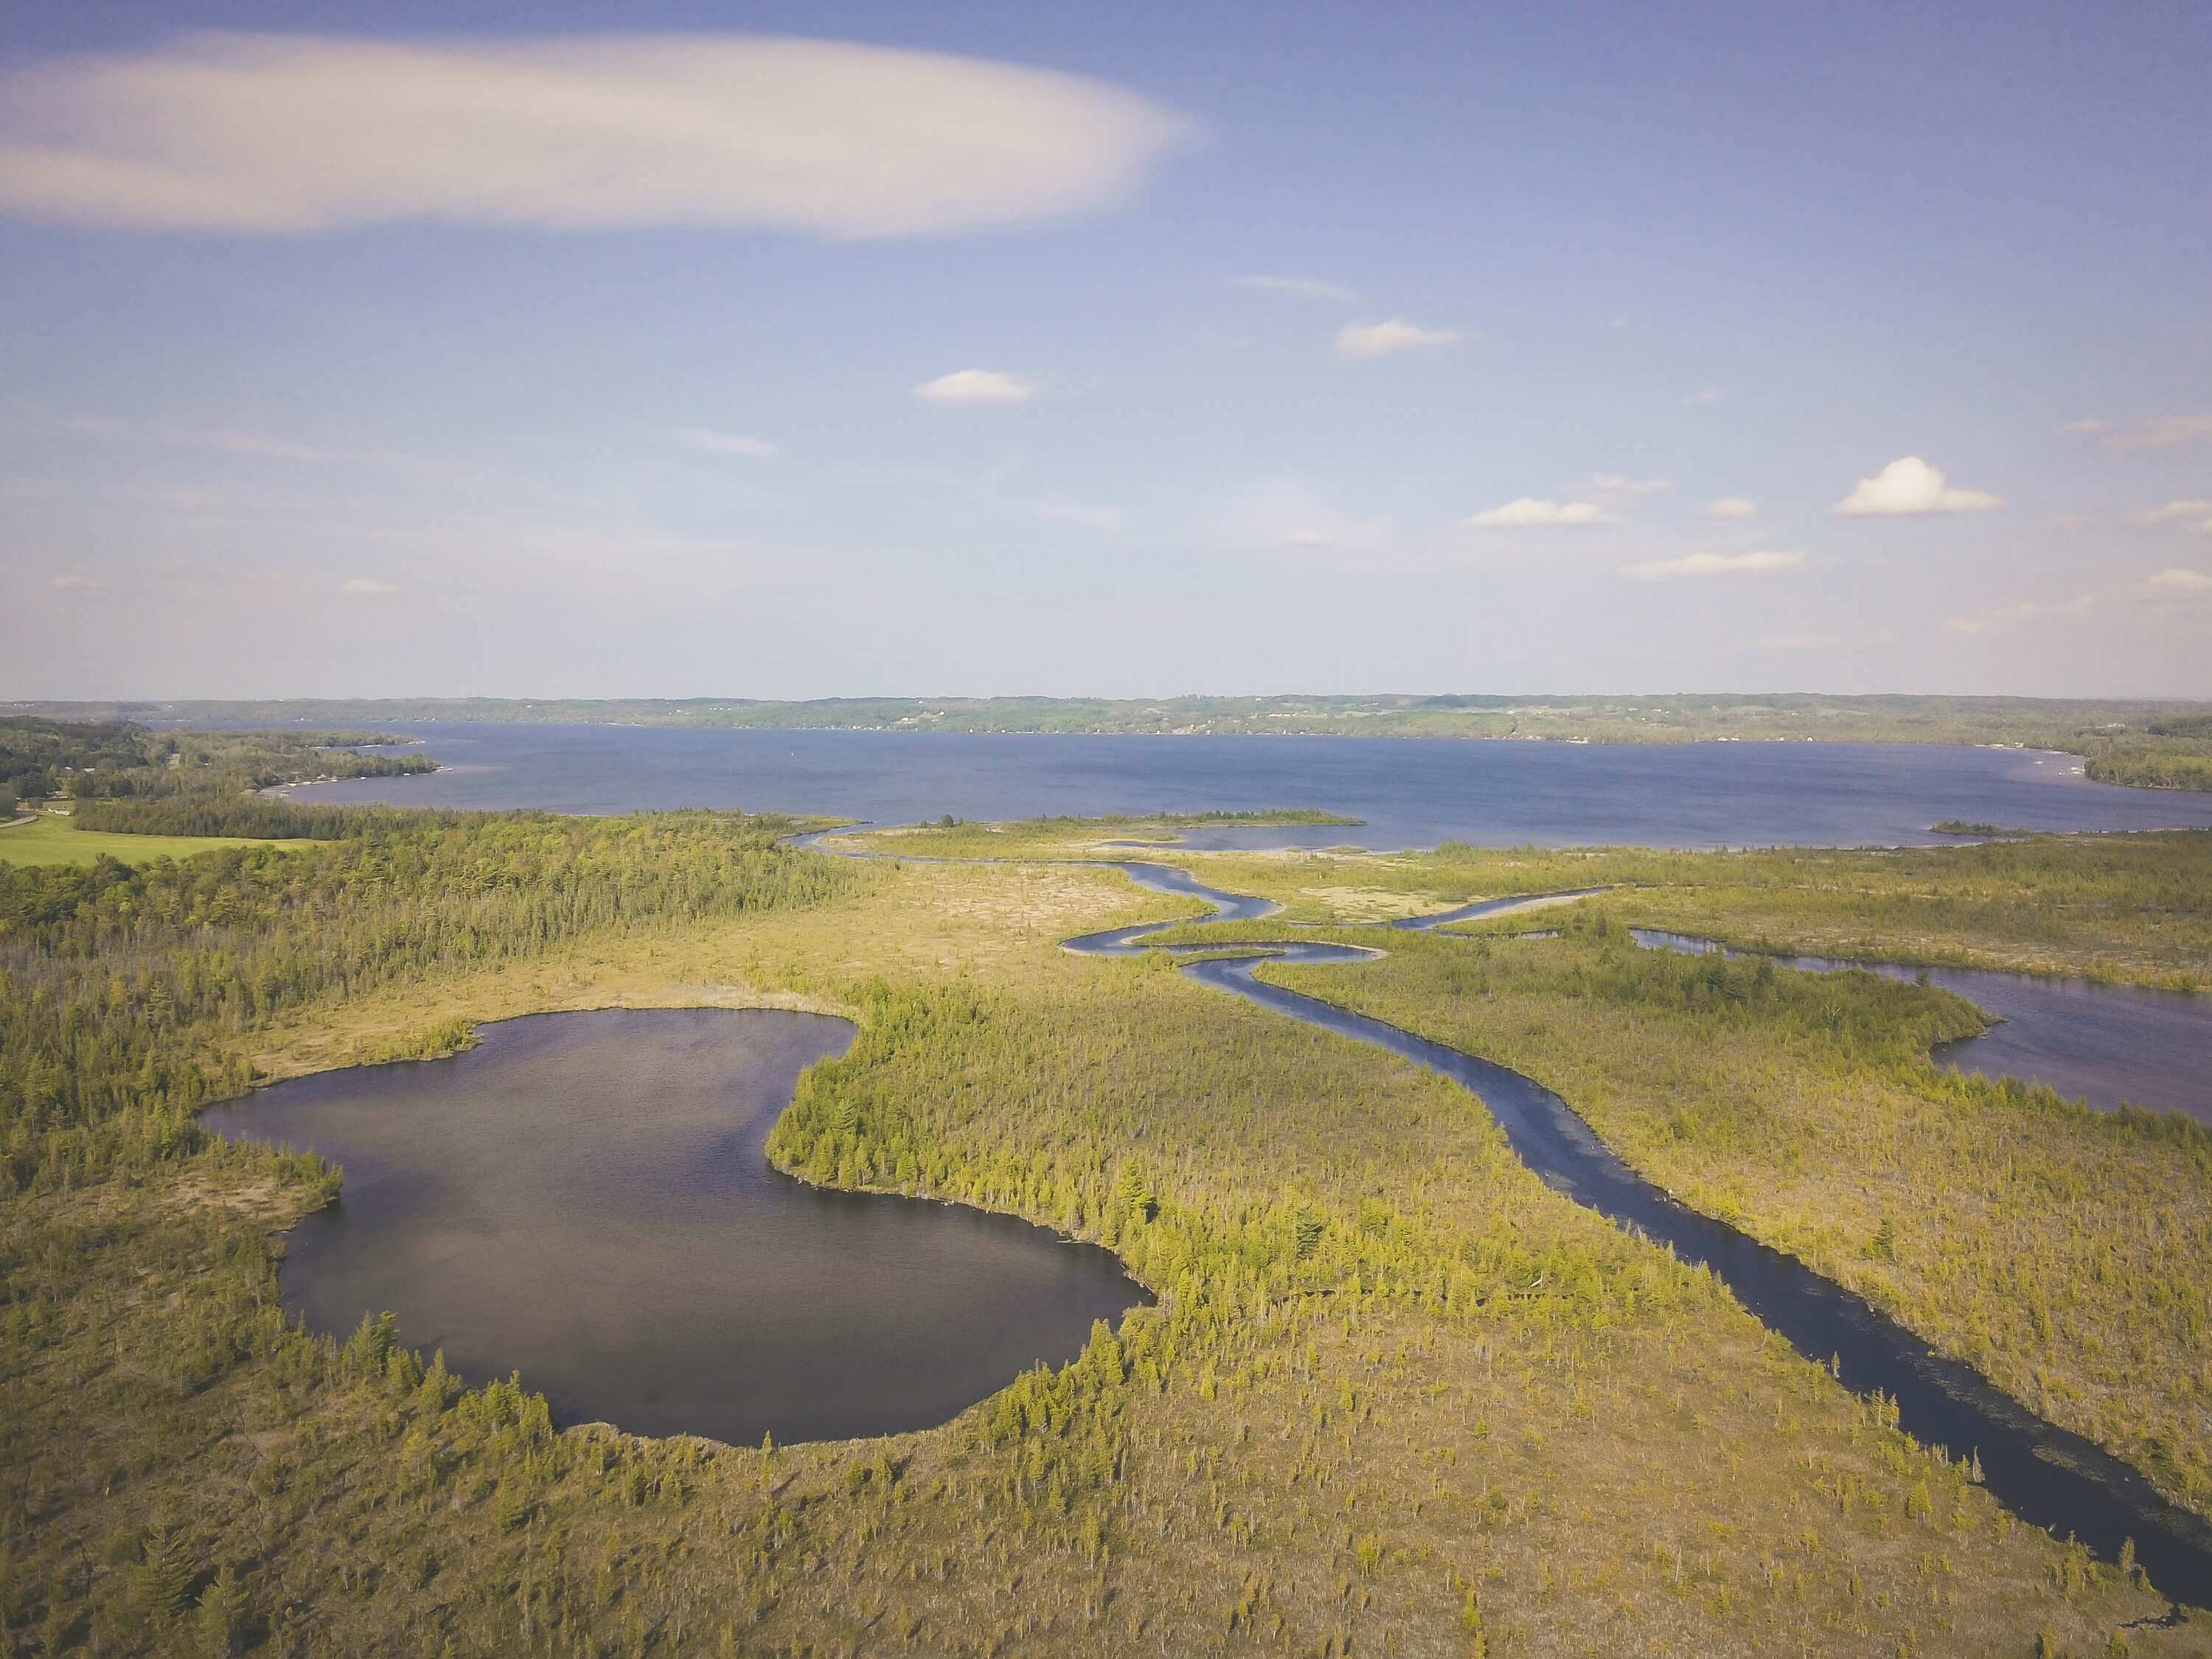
xmin=0 ymin=32 xmax=1194 ymax=237
xmin=912 ymin=370 xmax=1036 ymax=406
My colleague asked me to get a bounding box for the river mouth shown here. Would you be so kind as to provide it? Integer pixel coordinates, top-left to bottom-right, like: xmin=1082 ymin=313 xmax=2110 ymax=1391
xmin=199 ymin=1007 xmax=1148 ymax=1445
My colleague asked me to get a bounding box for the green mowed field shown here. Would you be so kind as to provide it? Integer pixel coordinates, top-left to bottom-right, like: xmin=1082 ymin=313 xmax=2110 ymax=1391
xmin=0 ymin=813 xmax=307 ymax=866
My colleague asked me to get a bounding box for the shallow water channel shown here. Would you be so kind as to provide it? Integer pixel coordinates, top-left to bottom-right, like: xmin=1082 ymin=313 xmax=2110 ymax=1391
xmin=1070 ymin=863 xmax=2212 ymax=1607
xmin=201 ymin=1008 xmax=1147 ymax=1445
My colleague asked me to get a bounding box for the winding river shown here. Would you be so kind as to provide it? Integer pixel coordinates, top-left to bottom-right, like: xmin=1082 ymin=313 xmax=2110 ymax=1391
xmin=1064 ymin=862 xmax=2212 ymax=1608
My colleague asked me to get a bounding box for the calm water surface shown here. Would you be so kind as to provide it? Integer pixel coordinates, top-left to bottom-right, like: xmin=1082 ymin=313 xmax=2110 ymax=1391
xmin=277 ymin=724 xmax=2212 ymax=849
xmin=1630 ymin=930 xmax=2211 ymax=1124
xmin=201 ymin=1009 xmax=1145 ymax=1444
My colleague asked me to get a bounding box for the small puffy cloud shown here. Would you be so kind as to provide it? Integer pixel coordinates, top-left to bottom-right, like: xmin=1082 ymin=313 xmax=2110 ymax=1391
xmin=1464 ymin=498 xmax=1618 ymax=528
xmin=2134 ymin=500 xmax=2212 ymax=532
xmin=1333 ymin=319 xmax=1459 ymax=361
xmin=1684 ymin=387 xmax=1724 ymax=408
xmin=2065 ymin=414 xmax=2212 ymax=451
xmin=0 ymin=33 xmax=1192 ymax=237
xmin=340 ymin=576 xmax=399 ymax=597
xmin=1619 ymin=549 xmax=1804 ymax=581
xmin=49 ymin=573 xmax=97 ymax=590
xmin=1833 ymin=456 xmax=1997 ymax=516
xmin=1702 ymin=496 xmax=1757 ymax=519
xmin=1231 ymin=274 xmax=1353 ymax=302
xmin=671 ymin=427 xmax=779 ymax=459
xmin=2148 ymin=566 xmax=2212 ymax=594
xmin=1592 ymin=474 xmax=1672 ymax=495
xmin=912 ymin=369 xmax=1036 ymax=406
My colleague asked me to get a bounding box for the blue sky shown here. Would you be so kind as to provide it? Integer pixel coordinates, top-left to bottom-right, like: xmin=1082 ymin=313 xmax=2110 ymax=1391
xmin=3 ymin=1 xmax=2208 ymax=698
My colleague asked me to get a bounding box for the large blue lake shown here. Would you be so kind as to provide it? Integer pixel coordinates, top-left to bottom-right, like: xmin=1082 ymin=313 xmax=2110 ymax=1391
xmin=286 ymin=723 xmax=2212 ymax=849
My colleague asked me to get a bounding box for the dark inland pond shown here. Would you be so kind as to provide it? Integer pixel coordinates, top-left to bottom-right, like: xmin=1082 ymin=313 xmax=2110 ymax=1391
xmin=1067 ymin=864 xmax=2212 ymax=1609
xmin=199 ymin=1008 xmax=1147 ymax=1446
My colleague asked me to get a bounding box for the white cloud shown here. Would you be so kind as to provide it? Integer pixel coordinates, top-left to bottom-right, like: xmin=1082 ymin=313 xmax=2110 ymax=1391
xmin=912 ymin=369 xmax=1036 ymax=407
xmin=2134 ymin=500 xmax=2212 ymax=532
xmin=2148 ymin=566 xmax=2212 ymax=594
xmin=339 ymin=576 xmax=399 ymax=597
xmin=1464 ymin=498 xmax=1618 ymax=528
xmin=49 ymin=573 xmax=98 ymax=590
xmin=1592 ymin=474 xmax=1672 ymax=496
xmin=0 ymin=33 xmax=1191 ymax=237
xmin=2065 ymin=414 xmax=2212 ymax=451
xmin=672 ymin=427 xmax=779 ymax=459
xmin=1833 ymin=456 xmax=1998 ymax=516
xmin=1231 ymin=275 xmax=1353 ymax=302
xmin=1684 ymin=387 xmax=1724 ymax=408
xmin=1619 ymin=549 xmax=1804 ymax=581
xmin=1702 ymin=496 xmax=1757 ymax=519
xmin=1333 ymin=319 xmax=1460 ymax=361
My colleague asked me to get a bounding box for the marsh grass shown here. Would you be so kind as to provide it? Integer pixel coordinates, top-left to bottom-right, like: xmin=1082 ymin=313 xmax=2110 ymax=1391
xmin=1 ymin=839 xmax=2202 ymax=1652
xmin=853 ymin=820 xmax=2212 ymax=988
xmin=1256 ymin=911 xmax=2212 ymax=1517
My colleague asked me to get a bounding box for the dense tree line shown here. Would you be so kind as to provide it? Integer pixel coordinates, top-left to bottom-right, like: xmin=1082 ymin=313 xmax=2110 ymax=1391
xmin=1 ymin=717 xmax=437 ymax=820
xmin=0 ymin=808 xmax=863 ymax=1194
xmin=0 ymin=717 xmax=147 ymax=807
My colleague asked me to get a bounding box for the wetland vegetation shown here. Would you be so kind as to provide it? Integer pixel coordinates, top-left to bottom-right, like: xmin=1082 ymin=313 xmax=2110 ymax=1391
xmin=4 ymin=757 xmax=2211 ymax=1653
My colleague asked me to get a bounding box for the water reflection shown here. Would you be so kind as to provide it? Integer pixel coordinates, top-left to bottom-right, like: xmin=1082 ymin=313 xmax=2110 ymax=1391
xmin=202 ymin=1009 xmax=1147 ymax=1444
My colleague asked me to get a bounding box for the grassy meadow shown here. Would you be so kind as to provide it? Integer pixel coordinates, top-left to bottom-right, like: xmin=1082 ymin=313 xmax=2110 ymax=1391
xmin=0 ymin=812 xmax=305 ymax=868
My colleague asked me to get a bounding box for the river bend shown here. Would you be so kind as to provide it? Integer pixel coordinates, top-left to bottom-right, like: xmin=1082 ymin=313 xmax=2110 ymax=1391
xmin=1065 ymin=863 xmax=2212 ymax=1608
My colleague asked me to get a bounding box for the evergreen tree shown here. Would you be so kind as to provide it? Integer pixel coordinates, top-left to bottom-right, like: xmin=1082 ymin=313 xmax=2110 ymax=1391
xmin=133 ymin=1526 xmax=194 ymax=1621
xmin=194 ymin=1565 xmax=250 ymax=1658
